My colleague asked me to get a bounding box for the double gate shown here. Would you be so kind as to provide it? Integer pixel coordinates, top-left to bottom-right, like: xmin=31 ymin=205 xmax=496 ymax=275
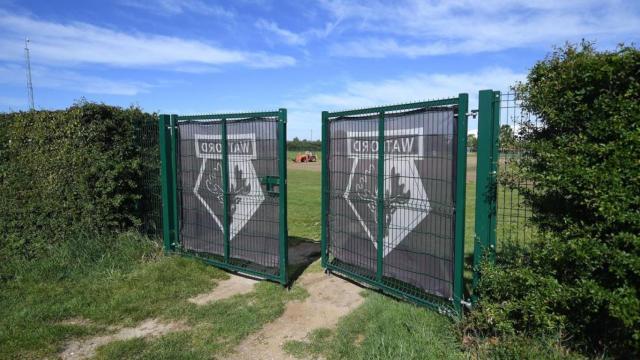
xmin=154 ymin=92 xmax=531 ymax=313
xmin=321 ymin=95 xmax=469 ymax=315
xmin=159 ymin=110 xmax=289 ymax=284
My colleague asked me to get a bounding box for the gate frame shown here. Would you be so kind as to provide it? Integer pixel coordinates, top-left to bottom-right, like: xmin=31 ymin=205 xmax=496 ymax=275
xmin=472 ymin=90 xmax=501 ymax=302
xmin=321 ymin=95 xmax=469 ymax=316
xmin=159 ymin=109 xmax=289 ymax=285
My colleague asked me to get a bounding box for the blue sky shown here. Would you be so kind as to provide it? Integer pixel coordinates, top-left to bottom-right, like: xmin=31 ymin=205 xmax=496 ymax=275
xmin=0 ymin=0 xmax=638 ymax=138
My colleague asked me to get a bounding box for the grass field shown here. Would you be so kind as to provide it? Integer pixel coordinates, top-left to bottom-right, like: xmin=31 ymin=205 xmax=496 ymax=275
xmin=0 ymin=157 xmax=533 ymax=359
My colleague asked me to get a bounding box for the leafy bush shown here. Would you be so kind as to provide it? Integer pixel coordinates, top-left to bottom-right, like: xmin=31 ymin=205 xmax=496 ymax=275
xmin=469 ymin=43 xmax=640 ymax=358
xmin=0 ymin=102 xmax=155 ymax=274
xmin=287 ymin=137 xmax=321 ymax=151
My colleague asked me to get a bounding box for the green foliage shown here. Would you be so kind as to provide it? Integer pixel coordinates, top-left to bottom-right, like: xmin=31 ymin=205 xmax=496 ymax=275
xmin=288 ymin=137 xmax=321 ymax=151
xmin=499 ymin=124 xmax=517 ymax=152
xmin=0 ymin=102 xmax=156 ymax=272
xmin=467 ymin=134 xmax=478 ymax=151
xmin=469 ymin=334 xmax=586 ymax=360
xmin=472 ymin=43 xmax=640 ymax=357
xmin=283 ymin=292 xmax=464 ymax=360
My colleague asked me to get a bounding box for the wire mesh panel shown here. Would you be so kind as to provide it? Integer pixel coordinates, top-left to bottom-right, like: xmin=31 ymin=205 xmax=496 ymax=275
xmin=159 ymin=111 xmax=288 ymax=284
xmin=135 ymin=118 xmax=162 ymax=237
xmin=322 ymin=97 xmax=468 ymax=315
xmin=496 ymin=91 xmax=538 ymax=250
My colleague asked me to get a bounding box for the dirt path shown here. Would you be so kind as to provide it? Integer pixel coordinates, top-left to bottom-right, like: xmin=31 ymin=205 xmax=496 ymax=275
xmin=188 ymin=275 xmax=258 ymax=305
xmin=60 ymin=319 xmax=187 ymax=360
xmin=228 ymin=271 xmax=364 ymax=360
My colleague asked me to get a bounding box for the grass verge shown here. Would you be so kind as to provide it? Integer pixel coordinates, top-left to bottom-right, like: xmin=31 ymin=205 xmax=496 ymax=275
xmin=283 ymin=291 xmax=464 ymax=360
xmin=0 ymin=231 xmax=307 ymax=359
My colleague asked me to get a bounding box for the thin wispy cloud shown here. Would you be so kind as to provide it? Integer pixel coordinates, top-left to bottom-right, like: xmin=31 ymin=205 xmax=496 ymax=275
xmin=0 ymin=63 xmax=153 ymax=96
xmin=119 ymin=0 xmax=234 ymax=17
xmin=288 ymin=67 xmax=524 ymax=111
xmin=285 ymin=67 xmax=525 ymax=137
xmin=0 ymin=11 xmax=295 ymax=69
xmin=319 ymin=0 xmax=640 ymax=57
xmin=255 ymin=19 xmax=307 ymax=46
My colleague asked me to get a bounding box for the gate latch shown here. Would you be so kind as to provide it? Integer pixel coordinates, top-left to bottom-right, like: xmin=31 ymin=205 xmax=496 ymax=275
xmin=260 ymin=176 xmax=280 ymax=196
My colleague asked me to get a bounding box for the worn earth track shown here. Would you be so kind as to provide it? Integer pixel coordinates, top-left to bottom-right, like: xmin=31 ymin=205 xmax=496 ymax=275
xmin=228 ymin=271 xmax=364 ymax=360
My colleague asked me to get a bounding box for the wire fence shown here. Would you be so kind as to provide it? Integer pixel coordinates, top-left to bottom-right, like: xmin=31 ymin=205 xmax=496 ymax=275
xmin=496 ymin=91 xmax=538 ymax=250
xmin=135 ymin=118 xmax=163 ymax=237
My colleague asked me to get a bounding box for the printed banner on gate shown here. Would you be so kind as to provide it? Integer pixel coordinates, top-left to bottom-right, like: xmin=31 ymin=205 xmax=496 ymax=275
xmin=177 ymin=119 xmax=281 ymax=270
xmin=193 ymin=133 xmax=265 ymax=240
xmin=344 ymin=128 xmax=431 ymax=257
xmin=329 ymin=109 xmax=456 ymax=298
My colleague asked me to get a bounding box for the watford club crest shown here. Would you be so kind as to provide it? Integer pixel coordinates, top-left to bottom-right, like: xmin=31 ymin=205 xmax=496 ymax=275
xmin=344 ymin=128 xmax=431 ymax=257
xmin=193 ymin=134 xmax=265 ymax=239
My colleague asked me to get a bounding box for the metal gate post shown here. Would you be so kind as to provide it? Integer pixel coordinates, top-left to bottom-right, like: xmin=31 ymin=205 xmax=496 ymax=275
xmin=321 ymin=111 xmax=329 ymax=268
xmin=221 ymin=118 xmax=231 ymax=263
xmin=278 ymin=108 xmax=289 ymax=285
xmin=489 ymin=91 xmax=500 ymax=253
xmin=453 ymin=93 xmax=469 ymax=315
xmin=158 ymin=114 xmax=174 ymax=252
xmin=169 ymin=114 xmax=180 ymax=248
xmin=472 ymin=90 xmax=500 ymax=303
xmin=376 ymin=111 xmax=385 ymax=282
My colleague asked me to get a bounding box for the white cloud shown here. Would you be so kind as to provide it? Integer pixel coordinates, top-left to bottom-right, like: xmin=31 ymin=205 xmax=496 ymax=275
xmin=289 ymin=67 xmax=523 ymax=110
xmin=0 ymin=11 xmax=295 ymax=69
xmin=255 ymin=19 xmax=307 ymax=46
xmin=320 ymin=0 xmax=640 ymax=57
xmin=0 ymin=63 xmax=153 ymax=96
xmin=254 ymin=18 xmax=341 ymax=46
xmin=119 ymin=0 xmax=234 ymax=17
xmin=285 ymin=67 xmax=525 ymax=138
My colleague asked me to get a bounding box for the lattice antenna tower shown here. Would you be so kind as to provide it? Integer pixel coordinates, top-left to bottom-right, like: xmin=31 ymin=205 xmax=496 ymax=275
xmin=24 ymin=38 xmax=34 ymax=110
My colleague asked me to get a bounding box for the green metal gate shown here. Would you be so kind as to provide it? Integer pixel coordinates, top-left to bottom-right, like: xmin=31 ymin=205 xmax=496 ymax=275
xmin=473 ymin=89 xmax=537 ymax=296
xmin=321 ymin=95 xmax=469 ymax=316
xmin=159 ymin=110 xmax=289 ymax=284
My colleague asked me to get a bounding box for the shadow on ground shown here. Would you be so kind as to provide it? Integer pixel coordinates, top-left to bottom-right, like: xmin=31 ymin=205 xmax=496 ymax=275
xmin=287 ymin=237 xmax=321 ymax=284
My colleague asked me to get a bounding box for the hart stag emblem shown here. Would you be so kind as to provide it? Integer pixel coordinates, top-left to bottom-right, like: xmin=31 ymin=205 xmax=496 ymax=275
xmin=193 ymin=133 xmax=265 ymax=239
xmin=344 ymin=128 xmax=430 ymax=257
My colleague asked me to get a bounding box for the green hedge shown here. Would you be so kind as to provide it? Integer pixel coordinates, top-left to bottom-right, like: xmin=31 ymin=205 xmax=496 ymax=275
xmin=0 ymin=102 xmax=156 ymax=269
xmin=470 ymin=43 xmax=640 ymax=358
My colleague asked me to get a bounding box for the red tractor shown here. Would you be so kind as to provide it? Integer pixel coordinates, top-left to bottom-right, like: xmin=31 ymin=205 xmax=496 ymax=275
xmin=294 ymin=151 xmax=317 ymax=163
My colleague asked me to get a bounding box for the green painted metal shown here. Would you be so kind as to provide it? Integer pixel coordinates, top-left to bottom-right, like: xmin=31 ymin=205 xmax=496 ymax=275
xmin=490 ymin=91 xmax=501 ymax=253
xmin=322 ymin=97 xmax=468 ymax=316
xmin=324 ymin=262 xmax=456 ymax=317
xmin=158 ymin=114 xmax=173 ymax=252
xmin=180 ymin=252 xmax=283 ymax=283
xmin=376 ymin=111 xmax=385 ymax=282
xmin=472 ymin=90 xmax=501 ymax=303
xmin=163 ymin=109 xmax=288 ymax=284
xmin=169 ymin=115 xmax=180 ymax=248
xmin=320 ymin=111 xmax=329 ymax=268
xmin=135 ymin=118 xmax=162 ymax=237
xmin=327 ymin=97 xmax=459 ymax=117
xmin=453 ymin=93 xmax=469 ymax=315
xmin=260 ymin=176 xmax=280 ymax=195
xmin=278 ymin=108 xmax=288 ymax=285
xmin=221 ymin=117 xmax=231 ymax=263
xmin=176 ymin=111 xmax=280 ymax=121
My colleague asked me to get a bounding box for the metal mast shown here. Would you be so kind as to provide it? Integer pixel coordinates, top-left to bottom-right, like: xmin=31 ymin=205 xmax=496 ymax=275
xmin=24 ymin=38 xmax=34 ymax=110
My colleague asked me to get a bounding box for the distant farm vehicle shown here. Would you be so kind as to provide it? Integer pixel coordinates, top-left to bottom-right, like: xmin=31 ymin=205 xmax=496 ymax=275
xmin=294 ymin=151 xmax=317 ymax=163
